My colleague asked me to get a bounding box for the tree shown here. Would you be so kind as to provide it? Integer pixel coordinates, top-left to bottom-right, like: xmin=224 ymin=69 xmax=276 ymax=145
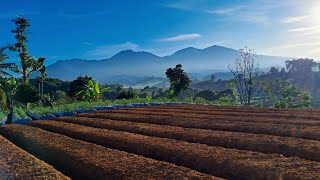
xmin=194 ymin=90 xmax=217 ymax=101
xmin=116 ymin=89 xmax=137 ymax=99
xmin=76 ymin=80 xmax=109 ymax=101
xmin=165 ymin=64 xmax=191 ymax=97
xmin=0 ymin=46 xmax=18 ymax=78
xmin=3 ymin=77 xmax=17 ymax=124
xmin=35 ymin=57 xmax=46 ymax=96
xmin=285 ymin=58 xmax=319 ymax=89
xmin=15 ymin=83 xmax=41 ymax=108
xmin=286 ymin=58 xmax=319 ymax=74
xmin=228 ymin=48 xmax=259 ymax=106
xmin=9 ymin=16 xmax=45 ymax=83
xmin=68 ymin=76 xmax=92 ymax=99
xmin=262 ymin=80 xmax=311 ymax=108
xmin=269 ymin=66 xmax=279 ymax=75
xmin=0 ymin=46 xmax=18 ymax=123
xmin=210 ymin=75 xmax=216 ymax=81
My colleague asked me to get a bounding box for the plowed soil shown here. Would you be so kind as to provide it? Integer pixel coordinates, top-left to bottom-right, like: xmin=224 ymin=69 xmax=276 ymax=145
xmin=1 ymin=104 xmax=320 ymax=180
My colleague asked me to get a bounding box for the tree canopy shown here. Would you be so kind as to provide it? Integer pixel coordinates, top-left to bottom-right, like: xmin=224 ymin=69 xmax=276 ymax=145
xmin=165 ymin=64 xmax=191 ymax=97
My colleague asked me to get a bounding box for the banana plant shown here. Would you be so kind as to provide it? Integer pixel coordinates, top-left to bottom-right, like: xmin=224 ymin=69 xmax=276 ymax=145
xmin=3 ymin=77 xmax=17 ymax=124
xmin=76 ymin=80 xmax=109 ymax=101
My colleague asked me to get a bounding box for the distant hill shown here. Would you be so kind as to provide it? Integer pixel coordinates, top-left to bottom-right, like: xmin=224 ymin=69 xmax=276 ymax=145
xmin=47 ymin=45 xmax=288 ymax=86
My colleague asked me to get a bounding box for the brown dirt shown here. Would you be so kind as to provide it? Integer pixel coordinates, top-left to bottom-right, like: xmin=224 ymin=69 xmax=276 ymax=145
xmin=140 ymin=104 xmax=320 ymax=116
xmin=53 ymin=116 xmax=320 ymax=161
xmin=98 ymin=109 xmax=320 ymax=126
xmin=77 ymin=112 xmax=320 ymax=140
xmin=0 ymin=135 xmax=69 ymax=180
xmin=28 ymin=120 xmax=320 ymax=180
xmin=0 ymin=124 xmax=220 ymax=180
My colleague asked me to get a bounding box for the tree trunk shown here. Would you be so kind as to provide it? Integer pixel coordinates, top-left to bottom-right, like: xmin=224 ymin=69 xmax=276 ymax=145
xmin=5 ymin=95 xmax=14 ymax=124
xmin=38 ymin=82 xmax=41 ymax=95
xmin=41 ymin=78 xmax=44 ymax=96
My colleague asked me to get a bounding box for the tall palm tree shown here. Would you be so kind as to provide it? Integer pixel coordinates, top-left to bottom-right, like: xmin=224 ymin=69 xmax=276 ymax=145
xmin=0 ymin=46 xmax=18 ymax=77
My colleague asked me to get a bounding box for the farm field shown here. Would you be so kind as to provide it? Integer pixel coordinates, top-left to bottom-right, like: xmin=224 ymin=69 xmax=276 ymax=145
xmin=1 ymin=104 xmax=320 ymax=179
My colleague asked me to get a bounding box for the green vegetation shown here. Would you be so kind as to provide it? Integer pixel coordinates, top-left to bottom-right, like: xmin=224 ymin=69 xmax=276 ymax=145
xmin=262 ymin=80 xmax=311 ymax=108
xmin=166 ymin=64 xmax=191 ymax=97
xmin=76 ymin=80 xmax=109 ymax=101
xmin=10 ymin=16 xmax=46 ymax=84
xmin=68 ymin=76 xmax=92 ymax=99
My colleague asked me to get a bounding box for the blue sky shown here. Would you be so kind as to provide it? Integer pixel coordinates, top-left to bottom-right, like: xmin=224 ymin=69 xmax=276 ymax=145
xmin=1 ymin=0 xmax=319 ymax=65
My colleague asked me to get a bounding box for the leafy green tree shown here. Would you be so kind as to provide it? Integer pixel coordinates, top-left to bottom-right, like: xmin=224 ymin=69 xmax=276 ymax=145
xmin=262 ymin=80 xmax=311 ymax=108
xmin=76 ymin=80 xmax=109 ymax=101
xmin=116 ymin=89 xmax=137 ymax=99
xmin=9 ymin=16 xmax=45 ymax=83
xmin=15 ymin=83 xmax=41 ymax=109
xmin=165 ymin=64 xmax=191 ymax=97
xmin=29 ymin=77 xmax=69 ymax=96
xmin=68 ymin=76 xmax=92 ymax=99
xmin=285 ymin=58 xmax=319 ymax=90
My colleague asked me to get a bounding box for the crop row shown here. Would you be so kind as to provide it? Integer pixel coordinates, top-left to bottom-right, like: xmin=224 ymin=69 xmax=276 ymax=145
xmin=54 ymin=116 xmax=320 ymax=162
xmin=135 ymin=106 xmax=320 ymax=121
xmin=148 ymin=104 xmax=320 ymax=114
xmin=77 ymin=113 xmax=320 ymax=140
xmin=28 ymin=120 xmax=320 ymax=180
xmin=0 ymin=135 xmax=69 ymax=180
xmin=0 ymin=125 xmax=218 ymax=180
xmin=100 ymin=109 xmax=320 ymax=126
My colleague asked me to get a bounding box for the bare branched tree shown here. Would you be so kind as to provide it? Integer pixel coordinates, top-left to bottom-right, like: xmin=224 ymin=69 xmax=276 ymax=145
xmin=228 ymin=47 xmax=259 ymax=106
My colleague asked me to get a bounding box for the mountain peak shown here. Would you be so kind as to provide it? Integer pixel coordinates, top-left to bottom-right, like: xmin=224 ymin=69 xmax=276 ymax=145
xmin=111 ymin=49 xmax=159 ymax=59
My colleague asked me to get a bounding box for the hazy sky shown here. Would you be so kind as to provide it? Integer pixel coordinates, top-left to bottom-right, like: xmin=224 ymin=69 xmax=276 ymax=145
xmin=0 ymin=0 xmax=319 ymax=65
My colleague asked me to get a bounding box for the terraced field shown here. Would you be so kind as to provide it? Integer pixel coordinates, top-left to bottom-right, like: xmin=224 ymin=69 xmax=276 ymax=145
xmin=1 ymin=104 xmax=320 ymax=179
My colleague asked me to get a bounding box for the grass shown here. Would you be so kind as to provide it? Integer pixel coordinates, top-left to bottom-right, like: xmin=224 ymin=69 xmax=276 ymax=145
xmin=28 ymin=97 xmax=225 ymax=116
xmin=0 ymin=107 xmax=28 ymax=121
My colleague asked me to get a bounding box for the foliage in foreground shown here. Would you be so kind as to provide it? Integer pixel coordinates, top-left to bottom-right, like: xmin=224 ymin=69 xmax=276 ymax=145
xmin=75 ymin=80 xmax=109 ymax=101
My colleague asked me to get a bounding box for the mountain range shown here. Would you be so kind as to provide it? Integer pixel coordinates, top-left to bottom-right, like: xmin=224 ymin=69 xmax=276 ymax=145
xmin=47 ymin=45 xmax=288 ymax=86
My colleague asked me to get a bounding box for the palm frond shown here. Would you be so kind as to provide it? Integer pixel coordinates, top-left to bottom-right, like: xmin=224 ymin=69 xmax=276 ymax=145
xmin=0 ymin=46 xmax=9 ymax=62
xmin=0 ymin=70 xmax=13 ymax=77
xmin=0 ymin=63 xmax=18 ymax=72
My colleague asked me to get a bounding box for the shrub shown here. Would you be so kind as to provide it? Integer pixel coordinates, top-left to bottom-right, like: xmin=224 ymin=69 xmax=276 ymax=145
xmin=15 ymin=83 xmax=41 ymax=107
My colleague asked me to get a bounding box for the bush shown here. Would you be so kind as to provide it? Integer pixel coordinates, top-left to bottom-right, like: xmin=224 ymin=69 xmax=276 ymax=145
xmin=194 ymin=90 xmax=217 ymax=101
xmin=117 ymin=90 xmax=137 ymax=99
xmin=15 ymin=83 xmax=41 ymax=107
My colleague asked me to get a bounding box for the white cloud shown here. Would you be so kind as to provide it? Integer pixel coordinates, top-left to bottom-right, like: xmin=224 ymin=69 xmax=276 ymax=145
xmin=288 ymin=27 xmax=314 ymax=32
xmin=262 ymin=41 xmax=320 ymax=59
xmin=159 ymin=34 xmax=202 ymax=42
xmin=207 ymin=5 xmax=269 ymax=24
xmin=282 ymin=15 xmax=309 ymax=23
xmin=288 ymin=26 xmax=320 ymax=36
xmin=207 ymin=6 xmax=246 ymax=15
xmin=164 ymin=0 xmax=205 ymax=10
xmin=83 ymin=42 xmax=140 ymax=59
